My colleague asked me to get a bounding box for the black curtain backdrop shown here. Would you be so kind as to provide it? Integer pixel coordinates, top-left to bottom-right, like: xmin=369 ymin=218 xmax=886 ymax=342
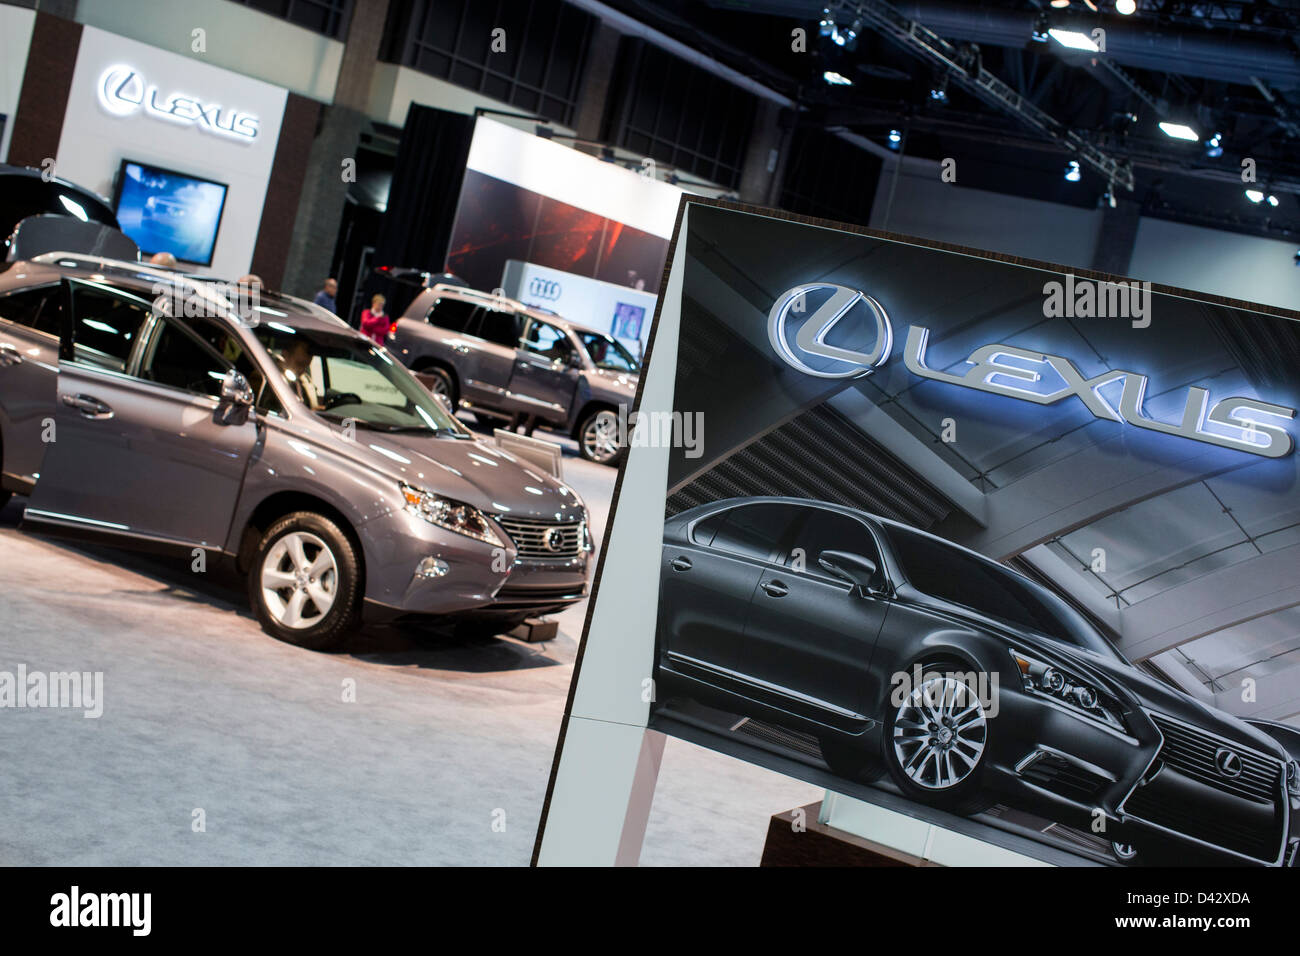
xmin=372 ymin=103 xmax=476 ymax=287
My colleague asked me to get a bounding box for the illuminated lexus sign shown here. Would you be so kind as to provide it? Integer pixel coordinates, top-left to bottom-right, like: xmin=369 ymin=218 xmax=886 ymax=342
xmin=97 ymin=64 xmax=260 ymax=141
xmin=768 ymin=282 xmax=1296 ymax=459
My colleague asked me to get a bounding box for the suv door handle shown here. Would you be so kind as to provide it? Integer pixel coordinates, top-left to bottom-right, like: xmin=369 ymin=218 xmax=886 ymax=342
xmin=0 ymin=343 xmax=22 ymax=367
xmin=61 ymin=393 xmax=113 ymax=419
xmin=452 ymin=344 xmax=471 ymax=354
xmin=761 ymin=580 xmax=789 ymax=597
xmin=670 ymin=556 xmax=692 ymax=572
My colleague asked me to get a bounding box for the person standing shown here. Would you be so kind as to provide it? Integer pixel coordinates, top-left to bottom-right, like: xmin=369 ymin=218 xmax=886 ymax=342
xmin=359 ymin=294 xmax=388 ymax=346
xmin=314 ymin=278 xmax=338 ymax=314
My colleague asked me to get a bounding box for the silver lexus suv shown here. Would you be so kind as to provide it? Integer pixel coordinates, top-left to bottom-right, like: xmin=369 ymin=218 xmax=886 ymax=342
xmin=387 ymin=285 xmax=640 ymax=465
xmin=0 ymin=254 xmax=591 ymax=649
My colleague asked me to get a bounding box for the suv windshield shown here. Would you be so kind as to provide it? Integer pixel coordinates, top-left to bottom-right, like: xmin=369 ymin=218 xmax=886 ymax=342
xmin=885 ymin=525 xmax=1123 ymax=662
xmin=254 ymin=322 xmax=466 ymax=434
xmin=575 ymin=330 xmax=639 ymax=372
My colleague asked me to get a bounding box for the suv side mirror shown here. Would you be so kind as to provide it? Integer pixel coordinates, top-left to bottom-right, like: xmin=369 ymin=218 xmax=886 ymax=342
xmin=567 ymin=350 xmax=584 ymax=369
xmin=818 ymin=549 xmax=883 ymax=596
xmin=216 ymin=369 xmax=254 ymax=425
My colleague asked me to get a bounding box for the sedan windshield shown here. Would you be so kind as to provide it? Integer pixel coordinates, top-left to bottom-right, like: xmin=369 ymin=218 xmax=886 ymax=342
xmin=885 ymin=525 xmax=1125 ymax=663
xmin=254 ymin=322 xmax=466 ymax=434
xmin=576 ymin=330 xmax=639 ymax=372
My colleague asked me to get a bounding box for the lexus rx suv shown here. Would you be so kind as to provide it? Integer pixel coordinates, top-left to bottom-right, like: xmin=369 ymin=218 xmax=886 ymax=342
xmin=0 ymin=253 xmax=591 ymax=649
xmin=657 ymin=496 xmax=1300 ymax=866
xmin=387 ymin=284 xmax=639 ymax=465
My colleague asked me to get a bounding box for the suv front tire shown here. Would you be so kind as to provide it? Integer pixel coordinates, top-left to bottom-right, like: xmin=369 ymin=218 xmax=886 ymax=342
xmin=249 ymin=511 xmax=361 ymax=650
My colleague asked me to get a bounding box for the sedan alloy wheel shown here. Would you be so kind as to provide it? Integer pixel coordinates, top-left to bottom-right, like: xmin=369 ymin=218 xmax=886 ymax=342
xmin=892 ymin=674 xmax=988 ymax=790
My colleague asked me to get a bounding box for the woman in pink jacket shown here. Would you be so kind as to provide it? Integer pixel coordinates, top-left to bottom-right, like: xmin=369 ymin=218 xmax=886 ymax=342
xmin=359 ymin=294 xmax=389 ymax=345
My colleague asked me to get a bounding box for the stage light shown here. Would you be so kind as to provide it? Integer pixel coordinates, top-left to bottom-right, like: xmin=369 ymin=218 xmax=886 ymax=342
xmin=1245 ymin=189 xmax=1265 ymax=203
xmin=1116 ymin=0 xmax=1137 ymax=13
xmin=1205 ymin=132 xmax=1223 ymax=158
xmin=1031 ymin=14 xmax=1051 ymax=41
xmin=823 ymin=71 xmax=853 ymax=86
xmin=1268 ymin=194 xmax=1280 ymax=207
xmin=819 ymin=8 xmax=834 ymax=37
xmin=1065 ymin=161 xmax=1082 ymax=182
xmin=930 ymin=76 xmax=949 ymax=103
xmin=1049 ymin=28 xmax=1100 ymax=52
xmin=1158 ymin=121 xmax=1199 ymax=141
xmin=1050 ymin=0 xmax=1070 ymax=7
xmin=888 ymin=129 xmax=902 ymax=150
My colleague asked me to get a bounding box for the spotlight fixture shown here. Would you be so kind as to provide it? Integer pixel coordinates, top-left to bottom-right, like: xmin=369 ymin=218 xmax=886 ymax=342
xmin=888 ymin=129 xmax=903 ymax=150
xmin=1064 ymin=160 xmax=1082 ymax=182
xmin=1205 ymin=132 xmax=1223 ymax=158
xmin=1268 ymin=194 xmax=1281 ymax=207
xmin=1158 ymin=121 xmax=1199 ymax=142
xmin=929 ymin=75 xmax=949 ymax=103
xmin=1031 ymin=13 xmax=1051 ymax=42
xmin=819 ymin=8 xmax=834 ymax=37
xmin=1101 ymin=189 xmax=1117 ymax=209
xmin=1116 ymin=0 xmax=1137 ymax=14
xmin=1049 ymin=28 xmax=1100 ymax=52
xmin=823 ymin=70 xmax=853 ymax=86
xmin=1050 ymin=0 xmax=1070 ymax=7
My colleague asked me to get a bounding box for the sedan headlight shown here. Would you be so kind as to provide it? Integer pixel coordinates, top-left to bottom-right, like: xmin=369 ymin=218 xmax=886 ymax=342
xmin=401 ymin=484 xmax=504 ymax=547
xmin=1011 ymin=649 xmax=1125 ymax=731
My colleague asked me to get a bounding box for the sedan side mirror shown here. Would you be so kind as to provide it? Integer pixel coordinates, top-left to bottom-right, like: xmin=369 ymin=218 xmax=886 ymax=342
xmin=818 ymin=549 xmax=883 ymax=596
xmin=216 ymin=369 xmax=254 ymax=426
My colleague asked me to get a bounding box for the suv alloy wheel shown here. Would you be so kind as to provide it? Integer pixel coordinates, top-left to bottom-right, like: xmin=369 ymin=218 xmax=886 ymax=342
xmin=249 ymin=512 xmax=362 ymax=650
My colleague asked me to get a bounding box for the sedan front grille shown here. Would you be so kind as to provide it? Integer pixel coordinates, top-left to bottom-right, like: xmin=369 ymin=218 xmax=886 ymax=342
xmin=495 ymin=515 xmax=585 ymax=559
xmin=1151 ymin=715 xmax=1280 ymax=803
xmin=1119 ymin=714 xmax=1285 ymax=862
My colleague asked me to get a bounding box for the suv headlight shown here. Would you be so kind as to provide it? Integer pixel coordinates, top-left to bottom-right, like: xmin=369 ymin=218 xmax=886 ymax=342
xmin=401 ymin=484 xmax=504 ymax=547
xmin=1011 ymin=649 xmax=1125 ymax=731
xmin=1286 ymin=759 xmax=1300 ymax=798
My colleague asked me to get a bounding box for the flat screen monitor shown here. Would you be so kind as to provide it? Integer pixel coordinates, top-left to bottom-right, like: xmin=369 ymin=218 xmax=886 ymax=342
xmin=112 ymin=160 xmax=228 ymax=266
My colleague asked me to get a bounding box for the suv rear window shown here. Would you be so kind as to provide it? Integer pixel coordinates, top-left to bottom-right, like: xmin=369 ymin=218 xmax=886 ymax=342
xmin=426 ymin=297 xmax=477 ymax=332
xmin=0 ymin=286 xmax=58 ymax=336
xmin=473 ymin=307 xmax=523 ymax=347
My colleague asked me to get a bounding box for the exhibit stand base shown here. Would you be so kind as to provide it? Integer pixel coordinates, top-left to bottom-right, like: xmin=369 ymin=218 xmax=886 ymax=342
xmin=761 ymin=802 xmax=936 ymax=867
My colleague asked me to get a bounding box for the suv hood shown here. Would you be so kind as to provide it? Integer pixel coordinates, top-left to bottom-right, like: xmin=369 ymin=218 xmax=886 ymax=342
xmin=328 ymin=428 xmax=584 ymax=522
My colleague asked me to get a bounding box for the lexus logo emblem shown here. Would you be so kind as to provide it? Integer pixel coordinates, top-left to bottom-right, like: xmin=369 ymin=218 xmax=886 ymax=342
xmin=767 ymin=283 xmax=893 ymax=379
xmin=1214 ymin=747 xmax=1243 ymax=778
xmin=542 ymin=527 xmax=565 ymax=552
xmin=529 ymin=277 xmax=562 ymax=301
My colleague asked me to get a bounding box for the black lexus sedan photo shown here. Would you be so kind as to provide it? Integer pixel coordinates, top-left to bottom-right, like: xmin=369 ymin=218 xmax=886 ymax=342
xmin=655 ymin=496 xmax=1300 ymax=866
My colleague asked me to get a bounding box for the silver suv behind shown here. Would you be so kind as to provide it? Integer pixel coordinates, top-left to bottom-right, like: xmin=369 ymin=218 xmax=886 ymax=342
xmin=0 ymin=255 xmax=591 ymax=649
xmin=387 ymin=285 xmax=640 ymax=465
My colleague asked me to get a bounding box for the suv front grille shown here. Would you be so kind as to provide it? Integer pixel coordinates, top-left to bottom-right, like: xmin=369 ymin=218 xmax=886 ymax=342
xmin=496 ymin=516 xmax=585 ymax=559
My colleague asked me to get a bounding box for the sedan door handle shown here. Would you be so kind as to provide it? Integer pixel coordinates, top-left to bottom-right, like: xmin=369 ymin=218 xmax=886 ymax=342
xmin=670 ymin=556 xmax=692 ymax=572
xmin=0 ymin=343 xmax=22 ymax=367
xmin=761 ymin=580 xmax=789 ymax=597
xmin=61 ymin=393 xmax=113 ymax=419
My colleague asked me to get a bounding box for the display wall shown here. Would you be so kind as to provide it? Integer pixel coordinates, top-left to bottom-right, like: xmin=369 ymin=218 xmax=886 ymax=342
xmin=444 ymin=117 xmax=679 ymax=331
xmin=54 ymin=25 xmax=287 ymax=277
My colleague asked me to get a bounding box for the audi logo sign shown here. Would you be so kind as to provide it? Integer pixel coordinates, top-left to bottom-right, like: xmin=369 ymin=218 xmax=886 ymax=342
xmin=528 ymin=278 xmax=562 ymax=301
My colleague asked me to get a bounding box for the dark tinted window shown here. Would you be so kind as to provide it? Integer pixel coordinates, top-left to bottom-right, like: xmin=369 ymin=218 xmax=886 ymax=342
xmin=142 ymin=314 xmax=267 ymax=402
xmin=788 ymin=509 xmax=880 ymax=580
xmin=522 ymin=320 xmax=572 ymax=362
xmin=0 ymin=287 xmax=58 ymax=336
xmin=426 ymin=297 xmax=478 ymax=332
xmin=474 ymin=308 xmax=522 ymax=347
xmin=708 ymin=503 xmax=800 ymax=562
xmin=143 ymin=318 xmax=228 ymax=397
xmin=885 ymin=525 xmax=1119 ymax=659
xmin=68 ymin=283 xmax=151 ymax=371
